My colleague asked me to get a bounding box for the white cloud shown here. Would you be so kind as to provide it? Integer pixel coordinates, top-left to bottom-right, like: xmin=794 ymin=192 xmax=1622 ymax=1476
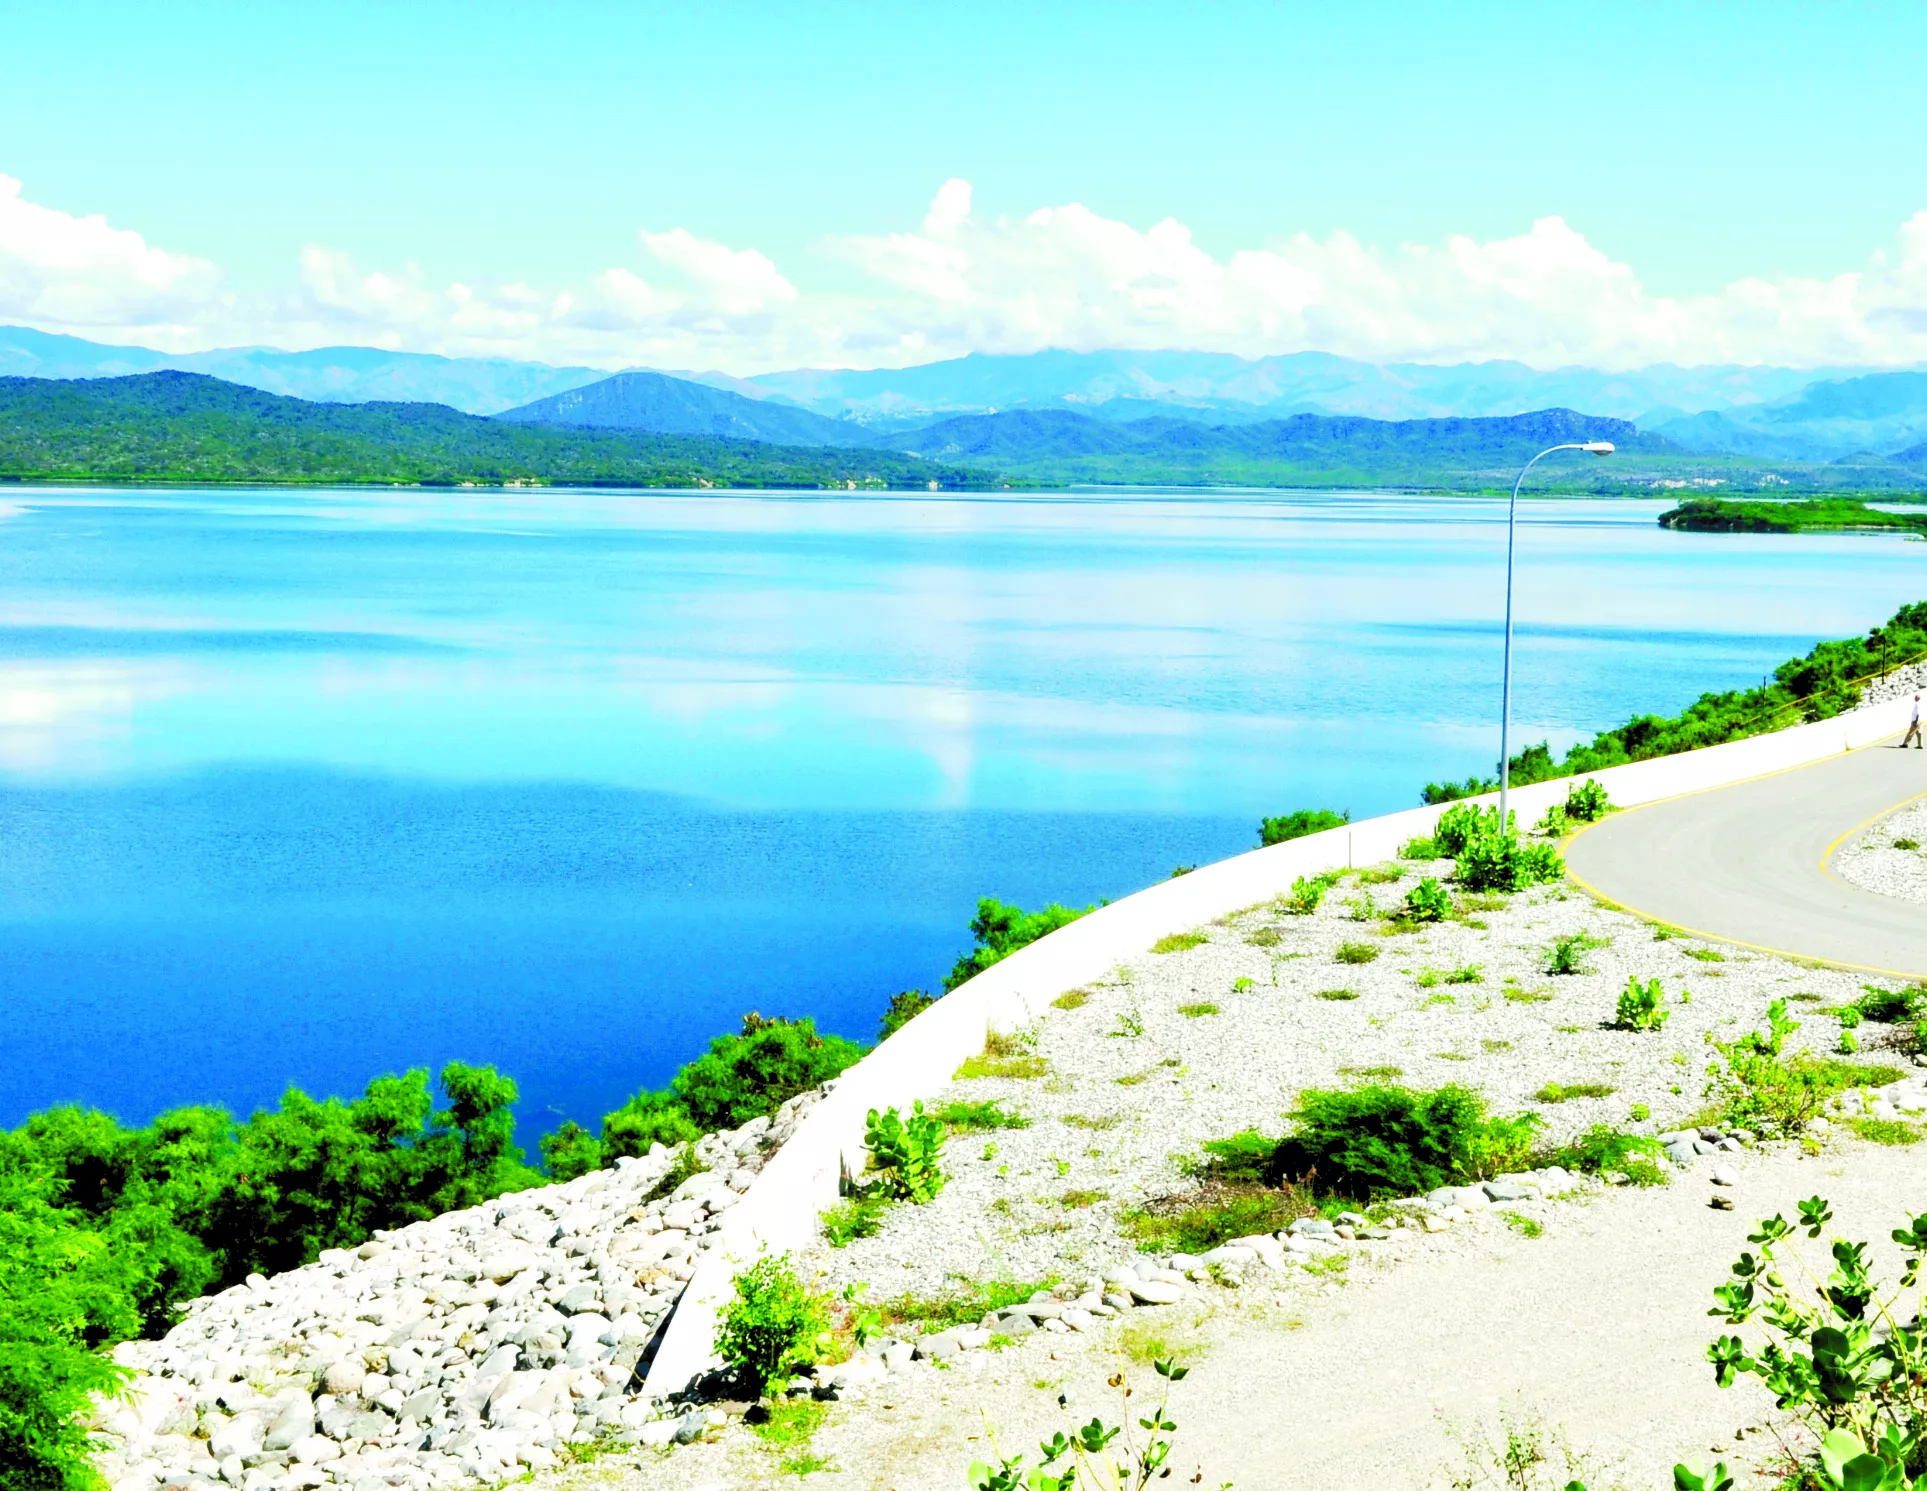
xmin=5 ymin=171 xmax=1927 ymax=372
xmin=0 ymin=174 xmax=223 ymax=346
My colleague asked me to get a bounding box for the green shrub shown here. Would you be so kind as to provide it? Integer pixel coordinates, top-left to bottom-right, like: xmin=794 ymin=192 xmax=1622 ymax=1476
xmin=1613 ymin=976 xmax=1669 ymax=1032
xmin=863 ymin=1102 xmax=946 ymax=1203
xmin=599 ymin=1087 xmax=701 ymax=1161
xmin=1402 ymin=877 xmax=1452 ymax=924
xmin=1533 ymin=1081 xmax=1616 ymax=1104
xmin=1455 ymin=809 xmax=1565 ymax=893
xmin=1271 ymin=1084 xmax=1541 ymax=1199
xmin=1285 ymin=871 xmax=1344 ymax=915
xmin=713 ymin=1254 xmax=830 ymax=1393
xmin=1545 ymin=1124 xmax=1666 ymax=1185
xmin=1125 ymin=1191 xmax=1303 ymax=1253
xmin=537 ymin=1120 xmax=603 ymax=1182
xmin=1334 ymin=940 xmax=1380 ymax=965
xmin=1895 ymin=837 xmax=1921 ymax=851
xmin=1707 ymin=999 xmax=1888 ymax=1135
xmin=945 ymin=898 xmax=1094 ymax=992
xmin=1422 ymin=775 xmax=1498 ymax=807
xmin=1432 ymin=801 xmax=1485 ymax=857
xmin=1443 ymin=964 xmax=1484 ymax=985
xmin=1563 ymin=779 xmax=1612 ymax=822
xmin=1546 ymin=931 xmax=1608 ymax=976
xmin=1258 ymin=808 xmax=1349 ymax=847
xmin=1854 ymin=986 xmax=1921 ymax=1024
xmin=1399 ymin=835 xmax=1443 ymax=861
xmin=878 ymin=989 xmax=938 ymax=1041
xmin=1533 ymin=804 xmax=1569 ymax=838
xmin=673 ymin=1013 xmax=865 ymax=1131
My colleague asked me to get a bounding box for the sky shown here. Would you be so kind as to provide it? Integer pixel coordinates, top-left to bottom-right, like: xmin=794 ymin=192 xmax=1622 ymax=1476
xmin=3 ymin=0 xmax=1927 ymax=373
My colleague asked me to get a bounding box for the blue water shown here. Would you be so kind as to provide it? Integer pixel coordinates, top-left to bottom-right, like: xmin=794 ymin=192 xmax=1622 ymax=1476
xmin=1 ymin=486 xmax=1920 ymax=1133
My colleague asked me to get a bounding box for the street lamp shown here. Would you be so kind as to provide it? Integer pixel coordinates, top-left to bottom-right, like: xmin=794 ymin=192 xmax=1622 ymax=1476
xmin=1498 ymin=440 xmax=1615 ymax=824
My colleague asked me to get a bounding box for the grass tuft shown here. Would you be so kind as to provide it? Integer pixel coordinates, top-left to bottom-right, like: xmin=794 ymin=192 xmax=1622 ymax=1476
xmin=1152 ymin=930 xmax=1210 ymax=954
xmin=1051 ymin=988 xmax=1092 ymax=1011
xmin=1178 ymin=1002 xmax=1220 ymax=1018
xmin=1314 ymin=988 xmax=1360 ymax=1001
xmin=1533 ymin=1081 xmax=1616 ymax=1104
xmin=1335 ymin=940 xmax=1381 ymax=965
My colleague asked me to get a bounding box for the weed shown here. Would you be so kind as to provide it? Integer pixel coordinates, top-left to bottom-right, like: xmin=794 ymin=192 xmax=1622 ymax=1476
xmin=1314 ymin=988 xmax=1360 ymax=1001
xmin=981 ymin=1143 xmax=999 ymax=1162
xmin=1652 ymin=924 xmax=1682 ymax=941
xmin=1502 ymin=1211 xmax=1544 ymax=1238
xmin=935 ymin=1099 xmax=1029 ymax=1132
xmin=1545 ymin=931 xmax=1609 ymax=976
xmin=1443 ymin=964 xmax=1485 ymax=984
xmin=1178 ymin=1002 xmax=1220 ymax=1019
xmin=1557 ymin=1025 xmax=1586 ymax=1034
xmin=1629 ymin=1102 xmax=1651 ymax=1122
xmin=1850 ymin=1117 xmax=1921 ymax=1145
xmin=1062 ymin=1112 xmax=1120 ymax=1130
xmin=1357 ymin=865 xmax=1405 ymax=885
xmin=1301 ymin=1250 xmax=1350 ymax=1279
xmin=1285 ymin=870 xmax=1346 ymax=915
xmin=644 ymin=1141 xmax=710 ymax=1204
xmin=1335 ymin=940 xmax=1381 ymax=965
xmin=1245 ymin=925 xmax=1283 ymax=948
xmin=822 ymin=1194 xmax=891 ymax=1247
xmin=1854 ymin=985 xmax=1921 ymax=1023
xmin=1613 ymin=976 xmax=1669 ymax=1032
xmin=1231 ymin=976 xmax=1256 ymax=993
xmin=750 ymin=1397 xmax=828 ymax=1458
xmin=1896 ymin=837 xmax=1921 ymax=851
xmin=1708 ymin=1000 xmax=1901 ymax=1135
xmin=1051 ymin=988 xmax=1092 ymax=1011
xmin=1416 ymin=968 xmax=1441 ymax=988
xmin=1059 ymin=1188 xmax=1107 ymax=1209
xmin=955 ymin=1040 xmax=1050 ymax=1080
xmin=1422 ymin=993 xmax=1458 ymax=1008
xmin=1483 ymin=1039 xmax=1514 ymax=1053
xmin=1339 ymin=1064 xmax=1405 ymax=1080
xmin=1533 ymin=1081 xmax=1616 ymax=1103
xmin=1533 ymin=804 xmax=1569 ymax=839
xmin=1682 ymin=946 xmax=1727 ymax=963
xmin=1457 ymin=894 xmax=1509 ymax=914
xmin=1504 ymin=985 xmax=1555 ymax=1004
xmin=1344 ymin=893 xmax=1381 ymax=922
xmin=1108 ymin=1000 xmax=1146 ymax=1040
xmin=1125 ymin=1186 xmax=1305 ymax=1253
xmin=1116 ymin=1321 xmax=1198 ymax=1367
xmin=1152 ymin=931 xmax=1209 ymax=955
xmin=1544 ymin=1124 xmax=1668 ymax=1186
xmin=1400 ymin=834 xmax=1443 ymax=860
xmin=1435 ymin=1051 xmax=1472 ymax=1062
xmin=883 ymin=1275 xmax=1060 ymax=1331
xmin=1115 ymin=1073 xmax=1148 ymax=1087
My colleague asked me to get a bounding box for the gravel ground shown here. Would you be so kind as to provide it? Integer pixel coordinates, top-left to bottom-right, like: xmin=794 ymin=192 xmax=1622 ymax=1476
xmin=1833 ymin=796 xmax=1927 ymax=903
xmin=804 ymin=861 xmax=1908 ymax=1303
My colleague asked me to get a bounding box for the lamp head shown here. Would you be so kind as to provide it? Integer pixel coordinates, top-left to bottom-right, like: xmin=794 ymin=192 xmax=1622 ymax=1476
xmin=1582 ymin=441 xmax=1615 ymax=456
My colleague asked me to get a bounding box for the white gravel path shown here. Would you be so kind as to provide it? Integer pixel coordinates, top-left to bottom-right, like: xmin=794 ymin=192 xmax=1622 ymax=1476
xmin=1833 ymin=795 xmax=1927 ymax=904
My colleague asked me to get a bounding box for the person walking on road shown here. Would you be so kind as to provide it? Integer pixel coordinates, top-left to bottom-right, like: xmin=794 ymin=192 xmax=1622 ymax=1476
xmin=1906 ymin=694 xmax=1924 ymax=749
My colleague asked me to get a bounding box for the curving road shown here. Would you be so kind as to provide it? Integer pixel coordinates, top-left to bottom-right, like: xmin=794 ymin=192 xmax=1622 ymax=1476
xmin=1566 ymin=732 xmax=1927 ymax=977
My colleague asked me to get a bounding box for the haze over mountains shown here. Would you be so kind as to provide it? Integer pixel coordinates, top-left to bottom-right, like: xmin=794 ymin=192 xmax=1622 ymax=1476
xmin=8 ymin=324 xmax=1927 ymax=466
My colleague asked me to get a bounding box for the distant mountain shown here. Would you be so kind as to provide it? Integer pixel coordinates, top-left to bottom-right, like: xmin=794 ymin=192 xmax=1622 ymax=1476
xmin=0 ymin=326 xmax=607 ymax=414
xmin=866 ymin=406 xmax=1925 ymax=492
xmin=1647 ymin=370 xmax=1927 ymax=463
xmin=745 ymin=349 xmax=1839 ymax=425
xmin=497 ymin=370 xmax=865 ymax=445
xmin=0 ymin=372 xmax=973 ymax=489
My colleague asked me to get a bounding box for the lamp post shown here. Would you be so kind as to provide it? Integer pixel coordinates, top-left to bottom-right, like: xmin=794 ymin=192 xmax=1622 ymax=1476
xmin=1498 ymin=440 xmax=1615 ymax=825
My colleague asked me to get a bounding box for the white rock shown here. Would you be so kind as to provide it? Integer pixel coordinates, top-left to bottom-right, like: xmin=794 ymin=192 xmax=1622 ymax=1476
xmin=1128 ymin=1280 xmax=1182 ymax=1305
xmin=1711 ymin=1165 xmax=1739 ymax=1187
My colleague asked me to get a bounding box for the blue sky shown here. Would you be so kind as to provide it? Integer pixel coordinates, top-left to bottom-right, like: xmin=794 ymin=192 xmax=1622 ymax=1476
xmin=4 ymin=1 xmax=1926 ymax=370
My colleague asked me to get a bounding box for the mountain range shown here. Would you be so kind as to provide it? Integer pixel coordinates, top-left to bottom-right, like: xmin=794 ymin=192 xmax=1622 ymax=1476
xmin=8 ymin=324 xmax=1927 ymax=472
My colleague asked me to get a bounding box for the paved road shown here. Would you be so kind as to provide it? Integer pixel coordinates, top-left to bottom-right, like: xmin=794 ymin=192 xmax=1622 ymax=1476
xmin=1566 ymin=732 xmax=1927 ymax=976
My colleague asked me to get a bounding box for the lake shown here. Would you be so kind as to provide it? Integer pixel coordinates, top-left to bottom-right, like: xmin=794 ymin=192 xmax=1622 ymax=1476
xmin=1 ymin=485 xmax=1919 ymax=1134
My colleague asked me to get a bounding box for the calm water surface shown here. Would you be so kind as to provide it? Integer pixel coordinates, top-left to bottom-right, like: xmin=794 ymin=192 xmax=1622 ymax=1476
xmin=1 ymin=486 xmax=1919 ymax=1130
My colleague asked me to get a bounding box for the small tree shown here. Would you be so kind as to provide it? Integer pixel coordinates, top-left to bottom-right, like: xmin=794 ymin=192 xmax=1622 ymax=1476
xmin=713 ymin=1254 xmax=829 ymax=1395
xmin=864 ymin=1102 xmax=946 ymax=1202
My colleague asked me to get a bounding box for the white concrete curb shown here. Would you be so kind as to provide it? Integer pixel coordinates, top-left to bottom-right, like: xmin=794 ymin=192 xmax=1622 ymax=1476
xmin=643 ymin=693 xmax=1912 ymax=1394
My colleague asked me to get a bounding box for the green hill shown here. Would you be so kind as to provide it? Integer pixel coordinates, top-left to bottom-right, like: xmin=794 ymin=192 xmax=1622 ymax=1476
xmin=0 ymin=373 xmax=976 ymax=489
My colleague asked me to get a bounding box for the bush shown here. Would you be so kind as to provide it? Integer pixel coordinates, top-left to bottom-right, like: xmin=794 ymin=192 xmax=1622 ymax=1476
xmin=1399 ymin=836 xmax=1442 ymax=861
xmin=878 ymin=989 xmax=938 ymax=1041
xmin=1545 ymin=931 xmax=1608 ymax=976
xmin=1284 ymin=871 xmax=1344 ymax=915
xmin=537 ymin=1120 xmax=604 ymax=1182
xmin=1533 ymin=804 xmax=1569 ymax=838
xmin=863 ymin=1103 xmax=946 ymax=1203
xmin=713 ymin=1254 xmax=830 ymax=1393
xmin=672 ymin=1013 xmax=865 ymax=1131
xmin=1402 ymin=877 xmax=1452 ymax=924
xmin=1545 ymin=1124 xmax=1667 ymax=1185
xmin=1854 ymin=986 xmax=1922 ymax=1024
xmin=1564 ymin=779 xmax=1611 ymax=822
xmin=1432 ymin=801 xmax=1486 ymax=857
xmin=821 ymin=1195 xmax=889 ymax=1248
xmin=1455 ymin=810 xmax=1565 ymax=893
xmin=1707 ymin=1196 xmax=1927 ymax=1479
xmin=1708 ymin=999 xmax=1870 ymax=1135
xmin=600 ymin=1087 xmax=701 ymax=1160
xmin=945 ymin=897 xmax=1094 ymax=992
xmin=1257 ymin=808 xmax=1349 ymax=847
xmin=1272 ymin=1084 xmax=1541 ymax=1200
xmin=1422 ymin=775 xmax=1498 ymax=806
xmin=931 ymin=1100 xmax=1026 ymax=1132
xmin=1613 ymin=976 xmax=1669 ymax=1032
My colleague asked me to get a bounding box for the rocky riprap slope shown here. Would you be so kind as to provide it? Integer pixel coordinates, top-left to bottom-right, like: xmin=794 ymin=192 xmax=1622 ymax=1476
xmin=90 ymin=1091 xmax=823 ymax=1491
